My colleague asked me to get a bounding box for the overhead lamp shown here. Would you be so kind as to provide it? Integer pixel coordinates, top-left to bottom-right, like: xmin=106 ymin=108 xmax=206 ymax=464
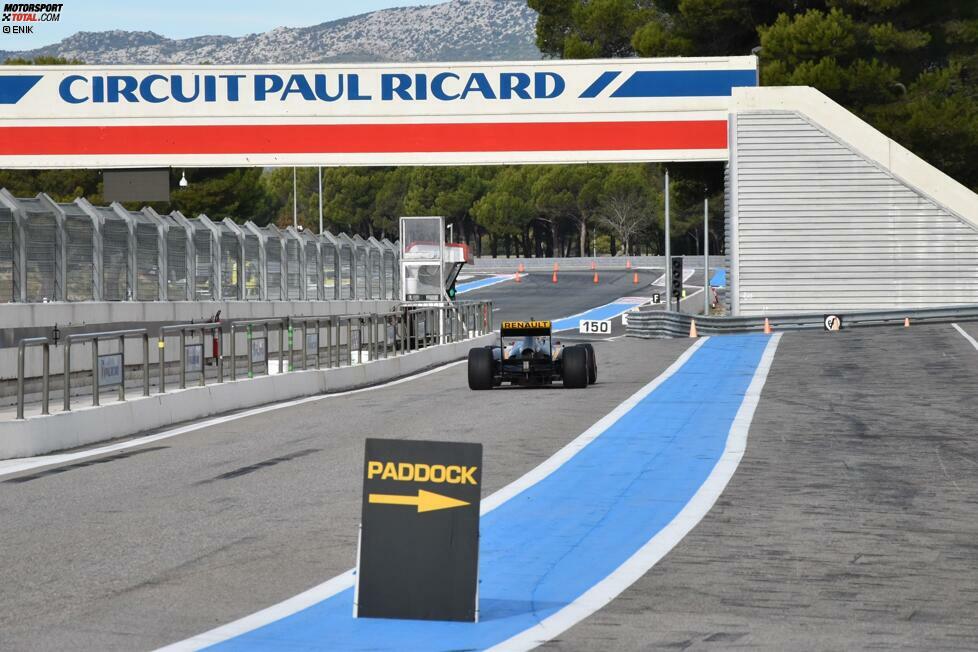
xmin=179 ymin=171 xmax=188 ymax=187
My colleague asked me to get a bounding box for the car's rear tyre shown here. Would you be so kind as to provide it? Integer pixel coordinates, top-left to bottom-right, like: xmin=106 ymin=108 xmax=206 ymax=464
xmin=468 ymin=347 xmax=494 ymax=390
xmin=562 ymin=345 xmax=589 ymax=389
xmin=583 ymin=343 xmax=597 ymax=384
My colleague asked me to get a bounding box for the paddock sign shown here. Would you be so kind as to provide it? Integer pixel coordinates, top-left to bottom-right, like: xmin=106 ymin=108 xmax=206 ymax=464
xmin=356 ymin=438 xmax=482 ymax=622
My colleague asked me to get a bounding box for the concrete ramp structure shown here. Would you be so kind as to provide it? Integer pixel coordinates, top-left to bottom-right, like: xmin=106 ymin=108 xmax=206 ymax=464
xmin=728 ymin=86 xmax=978 ymax=315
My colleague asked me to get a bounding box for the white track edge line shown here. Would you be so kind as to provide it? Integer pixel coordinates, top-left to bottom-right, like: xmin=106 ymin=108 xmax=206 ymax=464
xmin=157 ymin=337 xmax=710 ymax=651
xmin=0 ymin=360 xmax=467 ymax=480
xmin=952 ymin=323 xmax=978 ymax=351
xmin=488 ymin=332 xmax=783 ymax=652
xmin=457 ymin=274 xmax=524 ymax=294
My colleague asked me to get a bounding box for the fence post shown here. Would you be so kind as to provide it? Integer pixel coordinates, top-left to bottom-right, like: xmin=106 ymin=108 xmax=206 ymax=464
xmin=315 ymin=320 xmax=322 ymax=369
xmin=288 ymin=319 xmax=294 ymax=373
xmin=41 ymin=342 xmax=50 ymax=415
xmin=159 ymin=331 xmax=166 ymax=394
xmin=63 ymin=340 xmax=71 ymax=412
xmin=16 ymin=341 xmax=25 ymax=420
xmin=325 ymin=318 xmax=332 ymax=369
xmin=198 ymin=328 xmax=206 ymax=388
xmin=217 ymin=326 xmax=224 ymax=382
xmin=118 ymin=334 xmax=126 ymax=402
xmin=346 ymin=319 xmax=352 ymax=366
xmin=142 ymin=333 xmax=149 ymax=396
xmin=369 ymin=315 xmax=376 ymax=361
xmin=92 ymin=338 xmax=100 ymax=407
xmin=179 ymin=329 xmax=187 ymax=389
xmin=247 ymin=323 xmax=254 ymax=379
xmin=278 ymin=321 xmax=285 ymax=374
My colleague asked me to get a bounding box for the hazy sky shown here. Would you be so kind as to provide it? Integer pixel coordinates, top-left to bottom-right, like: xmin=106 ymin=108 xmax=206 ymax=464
xmin=3 ymin=1 xmax=447 ymax=49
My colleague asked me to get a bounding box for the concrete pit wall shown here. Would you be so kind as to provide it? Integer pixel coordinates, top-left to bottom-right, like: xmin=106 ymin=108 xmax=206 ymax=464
xmin=0 ymin=332 xmax=494 ymax=460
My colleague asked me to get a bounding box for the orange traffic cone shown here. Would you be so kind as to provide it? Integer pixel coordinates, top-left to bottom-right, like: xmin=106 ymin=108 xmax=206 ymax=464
xmin=626 ymin=259 xmax=632 ymax=270
xmin=518 ymin=262 xmax=525 ymax=273
xmin=763 ymin=317 xmax=772 ymax=334
xmin=904 ymin=317 xmax=910 ymax=328
xmin=593 ymin=271 xmax=599 ymax=284
xmin=632 ymin=272 xmax=639 ymax=284
xmin=514 ymin=272 xmax=521 ymax=283
xmin=552 ymin=270 xmax=558 ymax=283
xmin=689 ymin=319 xmax=698 ymax=338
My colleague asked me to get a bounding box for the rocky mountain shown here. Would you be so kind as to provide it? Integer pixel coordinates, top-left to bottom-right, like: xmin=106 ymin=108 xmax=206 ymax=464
xmin=0 ymin=0 xmax=541 ymax=64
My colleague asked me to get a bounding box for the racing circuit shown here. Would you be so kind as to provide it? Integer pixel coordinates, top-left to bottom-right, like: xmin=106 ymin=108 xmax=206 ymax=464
xmin=2 ymin=271 xmax=977 ymax=651
xmin=4 ymin=50 xmax=978 ymax=652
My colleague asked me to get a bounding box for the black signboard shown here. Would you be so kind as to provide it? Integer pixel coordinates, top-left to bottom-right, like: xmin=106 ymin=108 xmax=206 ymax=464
xmin=356 ymin=438 xmax=482 ymax=622
xmin=670 ymin=256 xmax=684 ymax=300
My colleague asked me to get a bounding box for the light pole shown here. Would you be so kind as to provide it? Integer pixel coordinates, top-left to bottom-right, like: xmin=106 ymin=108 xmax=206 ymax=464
xmin=664 ymin=168 xmax=671 ymax=310
xmin=704 ymin=197 xmax=710 ymax=315
xmin=318 ymin=166 xmax=323 ymax=235
xmin=292 ymin=166 xmax=298 ymax=229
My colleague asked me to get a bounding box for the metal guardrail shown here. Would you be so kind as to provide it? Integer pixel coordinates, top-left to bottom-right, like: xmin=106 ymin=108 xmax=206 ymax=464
xmin=63 ymin=329 xmax=150 ymax=410
xmin=15 ymin=301 xmax=493 ymax=419
xmin=625 ymin=305 xmax=978 ymax=339
xmin=17 ymin=337 xmax=51 ymax=419
xmin=159 ymin=322 xmax=224 ymax=392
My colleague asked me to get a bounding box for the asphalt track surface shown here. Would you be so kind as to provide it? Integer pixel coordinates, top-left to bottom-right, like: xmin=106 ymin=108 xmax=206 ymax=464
xmin=464 ymin=269 xmax=664 ymax=328
xmin=0 ymin=329 xmax=694 ymax=650
xmin=3 ymin=275 xmax=977 ymax=651
xmin=559 ymin=323 xmax=978 ymax=650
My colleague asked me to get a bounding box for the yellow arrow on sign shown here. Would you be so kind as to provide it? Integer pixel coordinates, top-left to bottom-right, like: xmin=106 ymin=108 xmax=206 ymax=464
xmin=369 ymin=489 xmax=470 ymax=513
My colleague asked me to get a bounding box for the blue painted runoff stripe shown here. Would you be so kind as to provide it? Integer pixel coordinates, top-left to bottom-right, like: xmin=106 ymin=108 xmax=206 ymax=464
xmin=456 ymin=274 xmax=517 ymax=294
xmin=710 ymin=268 xmax=727 ymax=288
xmin=611 ymin=69 xmax=757 ymax=98
xmin=205 ymin=334 xmax=771 ymax=651
xmin=551 ymin=297 xmax=647 ymax=332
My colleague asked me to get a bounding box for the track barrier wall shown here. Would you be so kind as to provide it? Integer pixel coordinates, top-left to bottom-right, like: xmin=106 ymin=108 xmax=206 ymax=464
xmin=3 ymin=301 xmax=493 ymax=459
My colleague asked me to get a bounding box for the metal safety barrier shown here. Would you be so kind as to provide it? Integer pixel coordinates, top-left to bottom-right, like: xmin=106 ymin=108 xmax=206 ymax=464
xmin=15 ymin=301 xmax=493 ymax=419
xmin=16 ymin=337 xmax=51 ymax=419
xmin=159 ymin=322 xmax=224 ymax=392
xmin=626 ymin=304 xmax=978 ymax=339
xmin=63 ymin=329 xmax=150 ymax=410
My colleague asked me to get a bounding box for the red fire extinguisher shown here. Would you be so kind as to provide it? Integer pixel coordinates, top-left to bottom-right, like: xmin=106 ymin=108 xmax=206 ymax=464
xmin=210 ymin=310 xmax=222 ymax=365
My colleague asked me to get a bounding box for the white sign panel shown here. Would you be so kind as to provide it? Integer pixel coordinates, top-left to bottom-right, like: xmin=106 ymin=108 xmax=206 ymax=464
xmin=0 ymin=57 xmax=756 ymax=168
xmin=580 ymin=320 xmax=612 ymax=335
xmin=306 ymin=331 xmax=319 ymax=355
xmin=97 ymin=353 xmax=123 ymax=387
xmin=184 ymin=343 xmax=203 ymax=374
xmin=824 ymin=314 xmax=842 ymax=332
xmin=250 ymin=337 xmax=267 ymax=364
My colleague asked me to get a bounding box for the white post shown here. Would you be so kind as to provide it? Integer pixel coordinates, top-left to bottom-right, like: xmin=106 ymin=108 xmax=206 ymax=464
xmin=293 ymin=167 xmax=298 ymax=229
xmin=664 ymin=169 xmax=671 ymax=310
xmin=704 ymin=197 xmax=710 ymax=315
xmin=318 ymin=166 xmax=323 ymax=235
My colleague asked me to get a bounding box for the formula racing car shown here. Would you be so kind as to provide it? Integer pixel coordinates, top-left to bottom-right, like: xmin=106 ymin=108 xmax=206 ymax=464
xmin=467 ymin=320 xmax=597 ymax=389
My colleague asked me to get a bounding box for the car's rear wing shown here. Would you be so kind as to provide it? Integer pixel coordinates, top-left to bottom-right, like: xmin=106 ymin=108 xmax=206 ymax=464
xmin=500 ymin=320 xmax=552 ymax=338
